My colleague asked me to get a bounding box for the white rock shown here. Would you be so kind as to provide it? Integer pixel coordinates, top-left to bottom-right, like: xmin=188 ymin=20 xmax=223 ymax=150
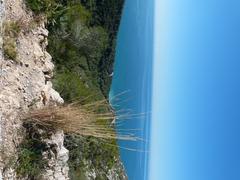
xmin=0 ymin=0 xmax=69 ymax=179
xmin=49 ymin=89 xmax=64 ymax=104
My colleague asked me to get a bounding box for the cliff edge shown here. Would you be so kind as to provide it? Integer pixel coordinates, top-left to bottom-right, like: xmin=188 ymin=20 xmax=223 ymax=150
xmin=0 ymin=0 xmax=128 ymax=179
xmin=0 ymin=0 xmax=69 ymax=179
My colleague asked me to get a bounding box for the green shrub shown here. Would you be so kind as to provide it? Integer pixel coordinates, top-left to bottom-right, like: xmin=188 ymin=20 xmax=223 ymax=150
xmin=48 ymin=25 xmax=109 ymax=99
xmin=53 ymin=70 xmax=101 ymax=102
xmin=3 ymin=21 xmax=21 ymax=61
xmin=26 ymin=0 xmax=57 ymax=14
xmin=65 ymin=4 xmax=92 ymax=26
xmin=15 ymin=124 xmax=48 ymax=179
xmin=3 ymin=38 xmax=17 ymax=60
xmin=25 ymin=0 xmax=66 ymax=25
xmin=3 ymin=21 xmax=21 ymax=37
xmin=65 ymin=135 xmax=119 ymax=180
xmin=16 ymin=147 xmax=46 ymax=178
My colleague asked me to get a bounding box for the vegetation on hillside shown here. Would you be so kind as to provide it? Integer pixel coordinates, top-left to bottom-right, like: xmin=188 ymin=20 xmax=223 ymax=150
xmin=22 ymin=101 xmax=133 ymax=180
xmin=15 ymin=123 xmax=48 ymax=179
xmin=26 ymin=0 xmax=124 ymax=99
xmin=25 ymin=0 xmax=125 ymax=179
xmin=47 ymin=0 xmax=124 ymax=100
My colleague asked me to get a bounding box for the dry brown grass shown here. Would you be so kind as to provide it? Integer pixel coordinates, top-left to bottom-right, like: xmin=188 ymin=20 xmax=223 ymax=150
xmin=22 ymin=101 xmax=139 ymax=141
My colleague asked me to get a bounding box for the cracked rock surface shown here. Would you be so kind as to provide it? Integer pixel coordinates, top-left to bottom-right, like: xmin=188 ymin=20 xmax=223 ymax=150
xmin=0 ymin=0 xmax=68 ymax=179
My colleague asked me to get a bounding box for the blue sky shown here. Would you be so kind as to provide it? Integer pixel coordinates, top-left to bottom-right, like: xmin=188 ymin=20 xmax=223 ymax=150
xmin=149 ymin=0 xmax=240 ymax=180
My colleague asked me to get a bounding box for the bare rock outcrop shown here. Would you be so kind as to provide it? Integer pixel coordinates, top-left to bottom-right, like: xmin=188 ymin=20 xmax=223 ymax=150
xmin=41 ymin=130 xmax=69 ymax=180
xmin=0 ymin=0 xmax=68 ymax=179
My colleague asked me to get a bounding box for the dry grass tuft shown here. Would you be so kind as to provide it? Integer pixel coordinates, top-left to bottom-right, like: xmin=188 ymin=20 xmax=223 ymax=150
xmin=23 ymin=101 xmax=139 ymax=141
xmin=3 ymin=37 xmax=17 ymax=60
xmin=2 ymin=20 xmax=21 ymax=61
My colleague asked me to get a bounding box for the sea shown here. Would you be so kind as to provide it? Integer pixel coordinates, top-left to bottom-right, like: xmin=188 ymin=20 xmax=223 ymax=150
xmin=109 ymin=0 xmax=154 ymax=180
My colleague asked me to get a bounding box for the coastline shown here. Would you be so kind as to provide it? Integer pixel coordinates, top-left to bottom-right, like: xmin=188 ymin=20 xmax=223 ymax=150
xmin=109 ymin=0 xmax=154 ymax=179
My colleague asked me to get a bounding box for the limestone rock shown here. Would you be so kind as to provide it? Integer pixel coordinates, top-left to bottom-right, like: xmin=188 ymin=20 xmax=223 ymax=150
xmin=41 ymin=130 xmax=69 ymax=180
xmin=0 ymin=0 xmax=69 ymax=179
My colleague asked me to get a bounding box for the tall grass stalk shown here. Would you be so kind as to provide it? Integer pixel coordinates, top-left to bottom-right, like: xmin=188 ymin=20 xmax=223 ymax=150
xmin=22 ymin=101 xmax=142 ymax=141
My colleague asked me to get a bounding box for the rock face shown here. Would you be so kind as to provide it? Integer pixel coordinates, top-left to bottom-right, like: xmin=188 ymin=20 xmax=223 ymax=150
xmin=41 ymin=130 xmax=69 ymax=180
xmin=0 ymin=0 xmax=69 ymax=179
xmin=84 ymin=160 xmax=128 ymax=180
xmin=106 ymin=161 xmax=128 ymax=180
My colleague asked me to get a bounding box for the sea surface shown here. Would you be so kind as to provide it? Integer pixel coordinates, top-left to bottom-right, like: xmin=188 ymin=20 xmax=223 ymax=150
xmin=109 ymin=0 xmax=154 ymax=180
xmin=111 ymin=0 xmax=240 ymax=180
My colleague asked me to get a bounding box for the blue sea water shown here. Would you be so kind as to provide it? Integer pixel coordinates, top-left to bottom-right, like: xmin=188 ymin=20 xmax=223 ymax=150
xmin=111 ymin=0 xmax=240 ymax=179
xmin=109 ymin=0 xmax=154 ymax=180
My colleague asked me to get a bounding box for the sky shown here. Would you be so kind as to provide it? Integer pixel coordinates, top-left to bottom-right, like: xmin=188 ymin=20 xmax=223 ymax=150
xmin=149 ymin=0 xmax=240 ymax=180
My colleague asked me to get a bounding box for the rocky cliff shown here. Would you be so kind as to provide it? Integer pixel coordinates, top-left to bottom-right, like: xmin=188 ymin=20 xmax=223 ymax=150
xmin=0 ymin=0 xmax=128 ymax=180
xmin=0 ymin=0 xmax=69 ymax=179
